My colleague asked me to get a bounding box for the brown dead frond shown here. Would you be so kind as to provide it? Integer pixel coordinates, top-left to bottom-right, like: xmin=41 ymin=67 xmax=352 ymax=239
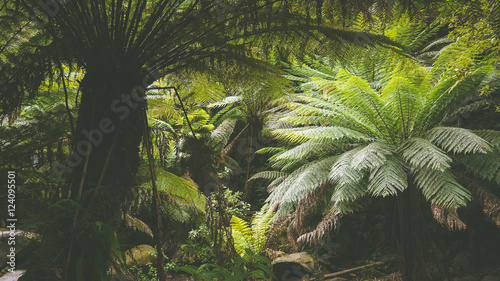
xmin=454 ymin=171 xmax=500 ymax=228
xmin=431 ymin=205 xmax=467 ymax=230
xmin=472 ymin=186 xmax=500 ymax=227
xmin=297 ymin=212 xmax=340 ymax=245
xmin=123 ymin=214 xmax=154 ymax=238
xmin=292 ymin=184 xmax=328 ymax=235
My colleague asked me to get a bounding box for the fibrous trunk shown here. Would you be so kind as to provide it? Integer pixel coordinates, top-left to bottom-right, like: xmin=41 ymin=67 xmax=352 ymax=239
xmin=395 ymin=183 xmax=431 ymax=281
xmin=62 ymin=69 xmax=146 ymax=280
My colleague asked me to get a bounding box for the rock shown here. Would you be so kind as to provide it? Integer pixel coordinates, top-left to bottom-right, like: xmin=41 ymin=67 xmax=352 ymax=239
xmin=108 ymin=245 xmax=156 ymax=280
xmin=272 ymin=252 xmax=314 ymax=281
xmin=124 ymin=244 xmax=155 ymax=267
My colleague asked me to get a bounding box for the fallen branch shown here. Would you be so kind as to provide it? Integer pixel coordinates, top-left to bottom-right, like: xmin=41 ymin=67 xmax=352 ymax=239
xmin=320 ymin=261 xmax=384 ymax=280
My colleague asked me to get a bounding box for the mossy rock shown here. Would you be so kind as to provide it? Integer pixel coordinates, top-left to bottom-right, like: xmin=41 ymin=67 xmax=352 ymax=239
xmin=272 ymin=252 xmax=315 ymax=281
xmin=125 ymin=244 xmax=155 ymax=267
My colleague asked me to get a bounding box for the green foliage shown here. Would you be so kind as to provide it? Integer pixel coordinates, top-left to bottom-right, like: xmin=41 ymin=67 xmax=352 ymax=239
xmin=128 ymin=247 xmax=177 ymax=281
xmin=176 ymin=248 xmax=276 ymax=281
xmin=131 ymin=166 xmax=205 ymax=223
xmin=175 ymin=241 xmax=217 ymax=266
xmin=231 ymin=204 xmax=274 ymax=256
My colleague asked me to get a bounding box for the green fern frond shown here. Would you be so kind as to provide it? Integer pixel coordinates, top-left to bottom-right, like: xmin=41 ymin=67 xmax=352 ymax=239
xmin=281 ymin=156 xmax=338 ymax=205
xmin=381 ymin=76 xmax=423 ymax=135
xmin=267 ymin=176 xmax=287 ymax=193
xmin=400 ymin=137 xmax=452 ymax=172
xmin=272 ymin=126 xmax=373 ymax=144
xmin=329 ymin=148 xmax=364 ymax=185
xmin=269 ymin=156 xmax=338 ymax=208
xmin=413 ymin=168 xmax=471 ymax=209
xmin=271 ymin=138 xmax=339 ymax=162
xmin=426 ymin=127 xmax=491 ymax=154
xmin=210 ymin=118 xmax=237 ymax=147
xmin=208 ymin=96 xmax=243 ymax=108
xmin=331 ymin=180 xmax=368 ymax=204
xmin=473 ymin=130 xmax=500 ymax=149
xmin=456 ymin=151 xmax=500 ymax=184
xmin=140 ymin=168 xmax=205 ymax=215
xmin=249 ymin=171 xmax=289 ymax=181
xmin=256 ymin=146 xmax=287 ymax=155
xmin=149 ymin=118 xmax=175 ymax=134
xmin=231 ymin=216 xmax=252 ymax=254
xmin=418 ymin=66 xmax=493 ymax=132
xmin=251 ymin=204 xmax=274 ymax=253
xmin=231 ymin=204 xmax=274 ymax=256
xmin=367 ymin=156 xmax=408 ymax=197
xmin=442 ymin=99 xmax=495 ymax=123
xmin=350 ymin=142 xmax=393 ymax=171
xmin=331 ymin=196 xmax=370 ymax=215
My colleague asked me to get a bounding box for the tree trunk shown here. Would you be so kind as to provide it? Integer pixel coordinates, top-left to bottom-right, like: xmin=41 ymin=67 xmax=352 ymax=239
xmin=395 ymin=182 xmax=431 ymax=281
xmin=61 ymin=69 xmax=146 ymax=280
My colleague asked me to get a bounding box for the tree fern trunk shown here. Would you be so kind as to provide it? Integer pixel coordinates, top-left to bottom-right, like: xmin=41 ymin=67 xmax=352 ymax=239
xmin=61 ymin=69 xmax=146 ymax=281
xmin=395 ymin=181 xmax=431 ymax=281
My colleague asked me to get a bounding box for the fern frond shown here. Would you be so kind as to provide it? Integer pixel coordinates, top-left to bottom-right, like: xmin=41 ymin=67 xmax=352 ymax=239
xmin=417 ymin=66 xmax=493 ymax=132
xmin=267 ymin=176 xmax=287 ymax=193
xmin=208 ymin=96 xmax=242 ymax=108
xmin=381 ymin=76 xmax=423 ymax=135
xmin=327 ymin=70 xmax=392 ymax=136
xmin=441 ymin=99 xmax=494 ymax=124
xmin=231 ymin=215 xmax=252 ymax=255
xmin=272 ymin=126 xmax=373 ymax=144
xmin=367 ymin=156 xmax=408 ymax=197
xmin=210 ymin=119 xmax=237 ymax=147
xmin=350 ymin=142 xmax=393 ymax=171
xmin=473 ymin=130 xmax=500 ymax=149
xmin=400 ymin=137 xmax=451 ymax=172
xmin=249 ymin=171 xmax=288 ymax=181
xmin=457 ymin=151 xmax=500 ymax=185
xmin=413 ymin=168 xmax=471 ymax=209
xmin=271 ymin=156 xmax=338 ymax=207
xmin=251 ymin=204 xmax=274 ymax=253
xmin=256 ymin=146 xmax=286 ymax=155
xmin=329 ymin=148 xmax=365 ymax=185
xmin=149 ymin=118 xmax=175 ymax=134
xmin=271 ymin=138 xmax=339 ymax=162
xmin=141 ymin=169 xmax=205 ymax=215
xmin=331 ymin=196 xmax=370 ymax=215
xmin=123 ymin=214 xmax=154 ymax=238
xmin=426 ymin=127 xmax=491 ymax=154
xmin=231 ymin=204 xmax=274 ymax=256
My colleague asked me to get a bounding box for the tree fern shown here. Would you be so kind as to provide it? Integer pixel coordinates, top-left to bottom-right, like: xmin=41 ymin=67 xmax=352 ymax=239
xmin=259 ymin=18 xmax=500 ymax=280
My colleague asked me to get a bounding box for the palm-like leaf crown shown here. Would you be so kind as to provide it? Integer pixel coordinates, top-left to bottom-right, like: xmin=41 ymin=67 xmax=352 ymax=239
xmin=261 ymin=20 xmax=500 ymax=244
